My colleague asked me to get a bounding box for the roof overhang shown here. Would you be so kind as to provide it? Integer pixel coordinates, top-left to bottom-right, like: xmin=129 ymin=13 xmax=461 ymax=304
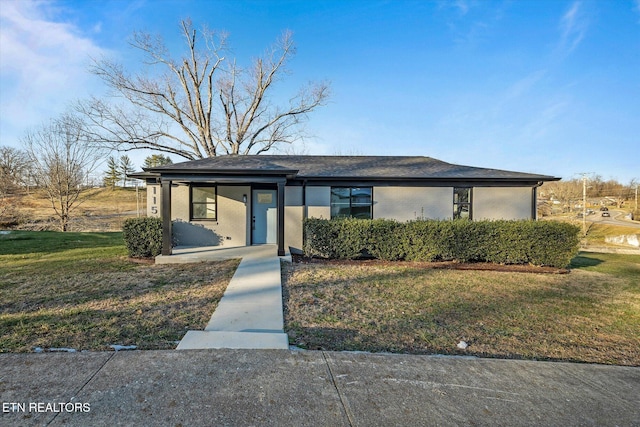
xmin=133 ymin=155 xmax=561 ymax=185
xmin=160 ymin=174 xmax=287 ymax=184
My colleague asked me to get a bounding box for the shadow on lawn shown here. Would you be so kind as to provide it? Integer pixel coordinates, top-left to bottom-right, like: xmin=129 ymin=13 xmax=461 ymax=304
xmin=570 ymin=254 xmax=604 ymax=269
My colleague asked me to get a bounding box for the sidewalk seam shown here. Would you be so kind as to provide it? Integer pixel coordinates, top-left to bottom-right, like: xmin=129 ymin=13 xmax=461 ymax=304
xmin=46 ymin=352 xmax=116 ymax=426
xmin=322 ymin=351 xmax=355 ymax=427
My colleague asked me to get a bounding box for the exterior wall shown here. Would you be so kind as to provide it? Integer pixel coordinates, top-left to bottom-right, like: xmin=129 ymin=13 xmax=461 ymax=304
xmin=159 ymin=180 xmax=535 ymax=251
xmin=473 ymin=187 xmax=533 ymax=220
xmin=171 ymin=185 xmax=250 ymax=247
xmin=306 ymin=186 xmax=331 ymax=219
xmin=285 ymin=186 xmax=304 ymax=253
xmin=374 ymin=187 xmax=453 ymax=221
xmin=302 ymin=185 xmax=454 ymax=222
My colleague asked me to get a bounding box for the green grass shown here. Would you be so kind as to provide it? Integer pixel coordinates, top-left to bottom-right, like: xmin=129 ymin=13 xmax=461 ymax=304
xmin=283 ymin=253 xmax=640 ymax=366
xmin=0 ymin=230 xmax=127 ymax=254
xmin=0 ymin=231 xmax=238 ymax=352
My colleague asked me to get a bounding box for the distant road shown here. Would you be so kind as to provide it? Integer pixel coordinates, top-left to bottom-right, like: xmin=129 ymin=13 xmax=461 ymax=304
xmin=591 ymin=210 xmax=640 ymax=229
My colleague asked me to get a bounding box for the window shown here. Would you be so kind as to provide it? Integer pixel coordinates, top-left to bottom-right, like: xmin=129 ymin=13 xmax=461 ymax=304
xmin=331 ymin=187 xmax=372 ymax=219
xmin=453 ymin=187 xmax=472 ymax=219
xmin=191 ymin=185 xmax=217 ymax=220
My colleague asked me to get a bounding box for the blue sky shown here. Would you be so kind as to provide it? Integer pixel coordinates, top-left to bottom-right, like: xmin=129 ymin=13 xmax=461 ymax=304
xmin=1 ymin=0 xmax=638 ymax=182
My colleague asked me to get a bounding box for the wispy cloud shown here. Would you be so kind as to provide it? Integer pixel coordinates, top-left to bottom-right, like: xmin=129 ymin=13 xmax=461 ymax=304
xmin=438 ymin=0 xmax=476 ymax=16
xmin=519 ymin=99 xmax=570 ymax=142
xmin=454 ymin=0 xmax=471 ymax=15
xmin=504 ymin=70 xmax=548 ymax=101
xmin=0 ymin=0 xmax=107 ymax=144
xmin=439 ymin=0 xmax=507 ymax=47
xmin=558 ymin=1 xmax=589 ymax=55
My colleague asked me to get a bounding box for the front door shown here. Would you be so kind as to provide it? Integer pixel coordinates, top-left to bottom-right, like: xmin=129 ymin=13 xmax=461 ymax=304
xmin=252 ymin=189 xmax=277 ymax=244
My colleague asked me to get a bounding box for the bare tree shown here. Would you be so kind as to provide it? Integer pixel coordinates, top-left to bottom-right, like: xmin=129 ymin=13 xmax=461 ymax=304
xmin=22 ymin=114 xmax=105 ymax=231
xmin=77 ymin=19 xmax=330 ymax=160
xmin=543 ymin=179 xmax=583 ymax=213
xmin=0 ymin=146 xmax=27 ymax=224
xmin=0 ymin=146 xmax=29 ymax=194
xmin=0 ymin=146 xmax=29 ymax=224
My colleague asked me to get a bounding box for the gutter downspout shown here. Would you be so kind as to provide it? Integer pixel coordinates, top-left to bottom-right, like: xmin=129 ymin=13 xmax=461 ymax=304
xmin=533 ymin=181 xmax=544 ymax=220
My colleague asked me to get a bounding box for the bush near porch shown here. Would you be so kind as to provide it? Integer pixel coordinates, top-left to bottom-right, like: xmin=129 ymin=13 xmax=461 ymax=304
xmin=303 ymin=218 xmax=580 ymax=268
xmin=122 ymin=217 xmax=163 ymax=258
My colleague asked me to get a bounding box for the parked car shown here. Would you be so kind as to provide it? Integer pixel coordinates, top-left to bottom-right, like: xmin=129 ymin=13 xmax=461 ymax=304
xmin=602 ymin=211 xmax=610 ymax=217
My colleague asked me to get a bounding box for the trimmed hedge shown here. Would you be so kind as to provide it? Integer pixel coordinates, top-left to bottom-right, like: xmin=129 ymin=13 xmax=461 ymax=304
xmin=122 ymin=217 xmax=163 ymax=258
xmin=303 ymin=218 xmax=580 ymax=268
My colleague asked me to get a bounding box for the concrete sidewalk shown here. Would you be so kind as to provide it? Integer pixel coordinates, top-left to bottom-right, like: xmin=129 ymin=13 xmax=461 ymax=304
xmin=170 ymin=245 xmax=289 ymax=350
xmin=1 ymin=350 xmax=638 ymax=426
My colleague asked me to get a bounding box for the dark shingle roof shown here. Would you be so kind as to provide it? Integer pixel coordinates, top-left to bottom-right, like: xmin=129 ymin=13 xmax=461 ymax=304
xmin=147 ymin=155 xmax=559 ymax=181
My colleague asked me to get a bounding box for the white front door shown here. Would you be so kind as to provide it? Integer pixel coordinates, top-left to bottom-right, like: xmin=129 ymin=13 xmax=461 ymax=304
xmin=252 ymin=189 xmax=277 ymax=244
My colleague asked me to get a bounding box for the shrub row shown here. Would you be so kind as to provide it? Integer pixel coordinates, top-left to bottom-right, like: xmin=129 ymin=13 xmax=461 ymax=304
xmin=122 ymin=217 xmax=163 ymax=258
xmin=303 ymin=218 xmax=580 ymax=268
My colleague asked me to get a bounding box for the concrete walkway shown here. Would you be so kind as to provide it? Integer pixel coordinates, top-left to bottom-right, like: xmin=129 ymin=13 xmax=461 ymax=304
xmin=1 ymin=350 xmax=638 ymax=426
xmin=158 ymin=245 xmax=289 ymax=350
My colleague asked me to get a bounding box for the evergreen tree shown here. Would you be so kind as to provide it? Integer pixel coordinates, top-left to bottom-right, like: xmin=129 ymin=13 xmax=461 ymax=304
xmin=103 ymin=156 xmax=121 ymax=189
xmin=143 ymin=154 xmax=173 ymax=169
xmin=119 ymin=155 xmax=136 ymax=187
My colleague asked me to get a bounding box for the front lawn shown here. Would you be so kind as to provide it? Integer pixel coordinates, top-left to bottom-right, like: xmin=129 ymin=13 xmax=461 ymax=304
xmin=282 ymin=253 xmax=640 ymax=366
xmin=0 ymin=231 xmax=238 ymax=352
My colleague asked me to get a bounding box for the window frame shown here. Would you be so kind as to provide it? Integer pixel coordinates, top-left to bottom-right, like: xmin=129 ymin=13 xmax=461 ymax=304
xmin=453 ymin=187 xmax=472 ymax=220
xmin=330 ymin=186 xmax=373 ymax=219
xmin=190 ymin=184 xmax=218 ymax=221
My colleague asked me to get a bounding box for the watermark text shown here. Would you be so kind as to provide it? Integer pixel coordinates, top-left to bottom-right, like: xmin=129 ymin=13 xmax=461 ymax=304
xmin=3 ymin=402 xmax=90 ymax=413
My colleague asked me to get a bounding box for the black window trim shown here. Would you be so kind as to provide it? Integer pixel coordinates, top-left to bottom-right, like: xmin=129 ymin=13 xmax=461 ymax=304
xmin=190 ymin=184 xmax=218 ymax=221
xmin=330 ymin=186 xmax=373 ymax=219
xmin=453 ymin=186 xmax=472 ymax=220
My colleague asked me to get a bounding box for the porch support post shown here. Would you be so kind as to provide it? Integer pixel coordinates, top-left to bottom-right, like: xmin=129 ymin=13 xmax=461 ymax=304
xmin=161 ymin=179 xmax=173 ymax=256
xmin=532 ymin=181 xmax=543 ymax=220
xmin=277 ymin=181 xmax=285 ymax=256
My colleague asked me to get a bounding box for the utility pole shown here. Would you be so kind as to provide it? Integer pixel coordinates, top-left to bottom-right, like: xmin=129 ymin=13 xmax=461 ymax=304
xmin=582 ymin=175 xmax=587 ymax=235
xmin=578 ymin=173 xmax=591 ymax=236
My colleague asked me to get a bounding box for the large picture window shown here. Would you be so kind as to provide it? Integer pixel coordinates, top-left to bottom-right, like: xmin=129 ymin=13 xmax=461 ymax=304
xmin=331 ymin=187 xmax=372 ymax=219
xmin=191 ymin=185 xmax=217 ymax=220
xmin=453 ymin=187 xmax=472 ymax=219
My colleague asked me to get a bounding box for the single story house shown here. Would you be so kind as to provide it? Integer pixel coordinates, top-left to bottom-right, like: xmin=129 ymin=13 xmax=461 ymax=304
xmin=133 ymin=155 xmax=560 ymax=256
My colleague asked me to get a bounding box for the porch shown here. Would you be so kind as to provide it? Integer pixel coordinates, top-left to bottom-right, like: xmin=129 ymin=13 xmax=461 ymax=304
xmin=155 ymin=244 xmax=291 ymax=264
xmin=157 ymin=174 xmax=291 ymax=257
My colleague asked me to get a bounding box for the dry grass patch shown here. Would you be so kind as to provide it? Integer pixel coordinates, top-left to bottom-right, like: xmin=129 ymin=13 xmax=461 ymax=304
xmin=1 ymin=261 xmax=239 ymax=352
xmin=0 ymin=231 xmax=239 ymax=352
xmin=282 ymin=254 xmax=640 ymax=366
xmin=4 ymin=187 xmax=144 ymax=231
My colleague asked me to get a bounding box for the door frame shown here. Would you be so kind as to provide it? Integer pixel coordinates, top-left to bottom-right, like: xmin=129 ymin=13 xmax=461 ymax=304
xmin=251 ymin=185 xmax=278 ymax=245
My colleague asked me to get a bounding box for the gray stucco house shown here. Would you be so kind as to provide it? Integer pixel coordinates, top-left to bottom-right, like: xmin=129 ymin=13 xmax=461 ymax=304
xmin=134 ymin=155 xmax=560 ymax=256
